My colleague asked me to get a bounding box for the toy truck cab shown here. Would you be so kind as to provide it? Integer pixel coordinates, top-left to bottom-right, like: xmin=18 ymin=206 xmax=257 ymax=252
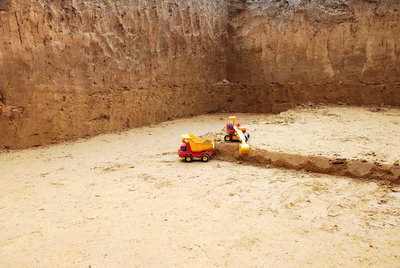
xmin=178 ymin=134 xmax=215 ymax=162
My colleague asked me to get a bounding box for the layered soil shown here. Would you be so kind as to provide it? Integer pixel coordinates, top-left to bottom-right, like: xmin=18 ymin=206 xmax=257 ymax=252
xmin=0 ymin=0 xmax=229 ymax=149
xmin=1 ymin=0 xmax=399 ymax=149
xmin=229 ymin=0 xmax=400 ymax=85
xmin=227 ymin=0 xmax=400 ymax=107
xmin=1 ymin=109 xmax=399 ymax=267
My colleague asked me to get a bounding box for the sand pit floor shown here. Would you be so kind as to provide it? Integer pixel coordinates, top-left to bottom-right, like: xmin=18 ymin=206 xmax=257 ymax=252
xmin=242 ymin=105 xmax=400 ymax=165
xmin=1 ymin=106 xmax=400 ymax=267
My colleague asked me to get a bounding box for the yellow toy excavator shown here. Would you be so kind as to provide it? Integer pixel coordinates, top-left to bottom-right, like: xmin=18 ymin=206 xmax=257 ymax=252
xmin=224 ymin=116 xmax=250 ymax=155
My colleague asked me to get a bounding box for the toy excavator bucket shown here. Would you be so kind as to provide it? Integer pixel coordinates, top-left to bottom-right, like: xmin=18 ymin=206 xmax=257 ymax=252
xmin=239 ymin=143 xmax=250 ymax=155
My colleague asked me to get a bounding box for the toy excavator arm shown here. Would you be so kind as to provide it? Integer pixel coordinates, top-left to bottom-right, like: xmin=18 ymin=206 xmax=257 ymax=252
xmin=233 ymin=125 xmax=250 ymax=155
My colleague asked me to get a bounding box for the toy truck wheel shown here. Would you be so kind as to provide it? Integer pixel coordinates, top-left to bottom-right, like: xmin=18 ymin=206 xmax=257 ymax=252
xmin=201 ymin=154 xmax=210 ymax=162
xmin=184 ymin=155 xmax=193 ymax=162
xmin=224 ymin=134 xmax=232 ymax=142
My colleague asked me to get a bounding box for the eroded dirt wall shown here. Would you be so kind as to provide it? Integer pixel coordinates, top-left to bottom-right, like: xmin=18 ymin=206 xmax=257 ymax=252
xmin=0 ymin=0 xmax=229 ymax=149
xmin=227 ymin=0 xmax=400 ymax=111
xmin=1 ymin=0 xmax=400 ymax=149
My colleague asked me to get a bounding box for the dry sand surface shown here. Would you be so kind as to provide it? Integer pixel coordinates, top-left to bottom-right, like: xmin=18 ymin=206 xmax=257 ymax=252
xmin=243 ymin=105 xmax=400 ymax=165
xmin=1 ymin=106 xmax=400 ymax=267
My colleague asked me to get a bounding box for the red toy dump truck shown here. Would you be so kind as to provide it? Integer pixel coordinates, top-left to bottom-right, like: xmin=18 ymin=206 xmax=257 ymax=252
xmin=178 ymin=134 xmax=215 ymax=162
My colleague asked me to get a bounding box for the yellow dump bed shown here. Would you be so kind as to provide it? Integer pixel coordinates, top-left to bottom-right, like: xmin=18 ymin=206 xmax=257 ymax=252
xmin=182 ymin=134 xmax=215 ymax=153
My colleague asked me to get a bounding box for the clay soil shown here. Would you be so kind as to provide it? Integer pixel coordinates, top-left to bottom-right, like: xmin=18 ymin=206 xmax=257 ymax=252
xmin=1 ymin=106 xmax=399 ymax=267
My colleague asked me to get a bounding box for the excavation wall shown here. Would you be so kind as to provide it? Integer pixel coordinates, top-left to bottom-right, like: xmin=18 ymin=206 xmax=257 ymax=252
xmin=0 ymin=0 xmax=229 ymax=149
xmin=1 ymin=0 xmax=400 ymax=149
xmin=227 ymin=0 xmax=400 ymax=113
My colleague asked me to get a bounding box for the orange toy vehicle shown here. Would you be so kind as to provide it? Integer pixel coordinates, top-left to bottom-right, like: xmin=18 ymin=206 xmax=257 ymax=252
xmin=224 ymin=116 xmax=250 ymax=142
xmin=224 ymin=116 xmax=250 ymax=155
xmin=178 ymin=134 xmax=215 ymax=162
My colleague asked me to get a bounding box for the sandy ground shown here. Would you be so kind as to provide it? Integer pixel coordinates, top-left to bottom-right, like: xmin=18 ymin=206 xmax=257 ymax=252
xmin=1 ymin=107 xmax=400 ymax=267
xmin=243 ymin=106 xmax=400 ymax=165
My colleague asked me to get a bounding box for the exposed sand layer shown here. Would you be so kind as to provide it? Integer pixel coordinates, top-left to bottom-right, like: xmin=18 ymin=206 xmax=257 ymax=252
xmin=1 ymin=108 xmax=399 ymax=267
